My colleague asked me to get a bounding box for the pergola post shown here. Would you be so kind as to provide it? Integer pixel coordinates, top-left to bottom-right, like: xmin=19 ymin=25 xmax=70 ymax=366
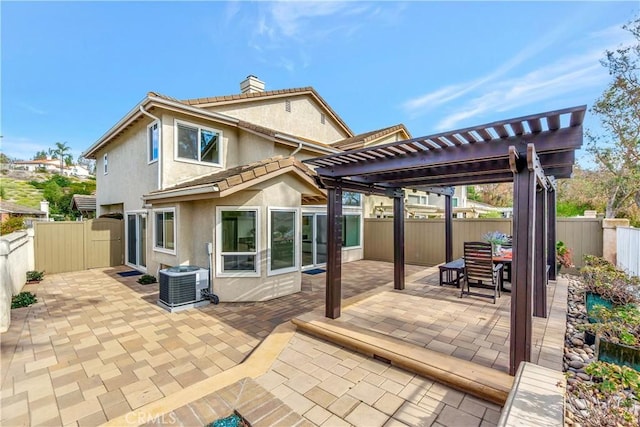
xmin=534 ymin=184 xmax=548 ymax=317
xmin=509 ymin=148 xmax=535 ymax=375
xmin=445 ymin=194 xmax=453 ymax=263
xmin=326 ymin=186 xmax=343 ymax=319
xmin=393 ymin=191 xmax=405 ymax=290
xmin=547 ymin=184 xmax=557 ymax=281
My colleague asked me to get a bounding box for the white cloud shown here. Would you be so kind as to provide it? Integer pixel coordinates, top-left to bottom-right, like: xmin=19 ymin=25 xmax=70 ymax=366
xmin=19 ymin=103 xmax=47 ymax=115
xmin=435 ymin=52 xmax=605 ymax=131
xmin=404 ymin=19 xmax=634 ymax=131
xmin=248 ymin=1 xmax=396 ymax=71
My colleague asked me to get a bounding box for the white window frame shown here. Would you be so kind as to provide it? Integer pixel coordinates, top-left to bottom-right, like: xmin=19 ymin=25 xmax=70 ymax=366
xmin=103 ymin=153 xmax=108 ymax=175
xmin=267 ymin=207 xmax=299 ymax=276
xmin=216 ymin=206 xmax=260 ymax=277
xmin=174 ymin=119 xmax=223 ymax=167
xmin=153 ymin=208 xmax=176 ymax=255
xmin=453 ymin=197 xmax=459 ymax=208
xmin=342 ymin=212 xmax=362 ymax=249
xmin=148 ymin=121 xmax=159 ymax=164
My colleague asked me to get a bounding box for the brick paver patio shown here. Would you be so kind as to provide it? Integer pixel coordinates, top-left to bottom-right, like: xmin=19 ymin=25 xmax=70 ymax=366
xmin=0 ymin=261 xmax=567 ymax=426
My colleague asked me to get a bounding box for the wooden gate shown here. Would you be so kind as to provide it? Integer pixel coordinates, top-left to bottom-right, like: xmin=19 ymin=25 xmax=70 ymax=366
xmin=34 ymin=218 xmax=123 ymax=273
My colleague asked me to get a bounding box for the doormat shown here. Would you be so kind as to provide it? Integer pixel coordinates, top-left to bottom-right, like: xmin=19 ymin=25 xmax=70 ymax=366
xmin=117 ymin=270 xmax=143 ymax=277
xmin=303 ymin=268 xmax=326 ymax=275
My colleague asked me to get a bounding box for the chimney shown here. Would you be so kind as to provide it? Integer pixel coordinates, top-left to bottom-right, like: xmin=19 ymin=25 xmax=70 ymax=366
xmin=240 ymin=75 xmax=265 ymax=94
xmin=40 ymin=200 xmax=49 ymax=220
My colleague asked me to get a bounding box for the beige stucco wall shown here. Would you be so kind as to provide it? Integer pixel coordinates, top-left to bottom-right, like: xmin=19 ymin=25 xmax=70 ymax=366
xmin=204 ymin=95 xmax=349 ymax=144
xmin=148 ymin=175 xmax=319 ymax=301
xmin=95 ymin=121 xmax=158 ymax=216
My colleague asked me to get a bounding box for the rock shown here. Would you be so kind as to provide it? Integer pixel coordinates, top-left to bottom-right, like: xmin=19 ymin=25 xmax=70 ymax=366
xmin=577 ymin=372 xmax=591 ymax=381
xmin=569 ymin=360 xmax=584 ymax=369
xmin=574 ymin=399 xmax=587 ymax=410
xmin=572 ymin=338 xmax=584 ymax=347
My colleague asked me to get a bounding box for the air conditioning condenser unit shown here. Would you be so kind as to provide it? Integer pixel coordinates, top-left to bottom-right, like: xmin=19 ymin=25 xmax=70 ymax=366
xmin=158 ymin=266 xmax=210 ymax=312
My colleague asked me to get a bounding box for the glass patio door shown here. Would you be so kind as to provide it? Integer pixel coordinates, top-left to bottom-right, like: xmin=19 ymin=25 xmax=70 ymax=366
xmin=126 ymin=213 xmax=146 ymax=270
xmin=302 ymin=213 xmax=327 ymax=268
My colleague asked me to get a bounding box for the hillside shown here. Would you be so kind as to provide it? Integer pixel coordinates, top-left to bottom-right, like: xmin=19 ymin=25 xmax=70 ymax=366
xmin=0 ymin=170 xmax=95 ymax=212
xmin=0 ymin=174 xmax=45 ymax=209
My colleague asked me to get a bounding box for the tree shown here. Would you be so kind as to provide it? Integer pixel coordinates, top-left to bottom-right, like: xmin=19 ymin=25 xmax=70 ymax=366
xmin=49 ymin=142 xmax=72 ymax=174
xmin=587 ymin=17 xmax=640 ymax=219
xmin=33 ymin=150 xmax=48 ymax=160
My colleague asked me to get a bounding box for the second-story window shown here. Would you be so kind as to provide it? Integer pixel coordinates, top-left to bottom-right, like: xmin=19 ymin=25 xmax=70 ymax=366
xmin=103 ymin=153 xmax=108 ymax=175
xmin=320 ymin=113 xmax=326 ymax=124
xmin=148 ymin=122 xmax=159 ymax=163
xmin=175 ymin=120 xmax=222 ymax=165
xmin=285 ymin=99 xmax=291 ymax=112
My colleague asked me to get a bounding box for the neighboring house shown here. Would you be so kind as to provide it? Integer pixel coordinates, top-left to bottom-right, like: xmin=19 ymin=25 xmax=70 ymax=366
xmin=12 ymin=159 xmax=93 ymax=177
xmin=63 ymin=164 xmax=92 ymax=177
xmin=83 ymin=75 xmax=397 ymax=302
xmin=13 ymin=158 xmax=60 ymax=173
xmin=70 ymin=194 xmax=96 ymax=219
xmin=0 ymin=199 xmax=48 ymax=225
xmin=365 ymin=186 xmax=510 ymax=219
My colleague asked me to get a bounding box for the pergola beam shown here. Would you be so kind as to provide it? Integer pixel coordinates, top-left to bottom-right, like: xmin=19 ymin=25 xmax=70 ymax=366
xmin=312 ymin=127 xmax=582 ymax=178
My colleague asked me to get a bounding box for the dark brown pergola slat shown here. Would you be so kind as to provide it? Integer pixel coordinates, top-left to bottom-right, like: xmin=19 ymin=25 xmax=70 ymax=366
xmin=304 ymin=105 xmax=586 ymax=377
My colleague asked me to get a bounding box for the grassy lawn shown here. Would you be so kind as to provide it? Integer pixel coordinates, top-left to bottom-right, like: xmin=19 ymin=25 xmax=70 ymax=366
xmin=0 ymin=177 xmax=45 ymax=208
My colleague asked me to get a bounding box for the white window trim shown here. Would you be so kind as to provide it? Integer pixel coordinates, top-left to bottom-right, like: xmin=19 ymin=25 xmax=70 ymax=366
xmin=103 ymin=153 xmax=108 ymax=175
xmin=216 ymin=206 xmax=261 ymax=278
xmin=267 ymin=207 xmax=299 ymax=277
xmin=342 ymin=212 xmax=363 ymax=249
xmin=153 ymin=207 xmax=177 ymax=255
xmin=147 ymin=121 xmax=159 ymax=164
xmin=174 ymin=119 xmax=223 ymax=167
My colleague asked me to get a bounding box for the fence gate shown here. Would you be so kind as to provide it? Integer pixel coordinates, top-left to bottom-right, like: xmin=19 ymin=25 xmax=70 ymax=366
xmin=34 ymin=218 xmax=123 ymax=273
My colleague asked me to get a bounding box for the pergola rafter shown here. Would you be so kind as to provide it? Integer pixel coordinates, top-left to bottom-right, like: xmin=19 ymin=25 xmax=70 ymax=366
xmin=304 ymin=105 xmax=586 ymax=375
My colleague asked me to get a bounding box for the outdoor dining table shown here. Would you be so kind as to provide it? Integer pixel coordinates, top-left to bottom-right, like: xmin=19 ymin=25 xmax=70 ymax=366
xmin=493 ymin=249 xmax=512 ymax=291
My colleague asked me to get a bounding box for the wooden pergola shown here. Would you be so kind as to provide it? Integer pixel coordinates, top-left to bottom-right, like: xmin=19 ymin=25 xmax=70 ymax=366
xmin=304 ymin=105 xmax=586 ymax=375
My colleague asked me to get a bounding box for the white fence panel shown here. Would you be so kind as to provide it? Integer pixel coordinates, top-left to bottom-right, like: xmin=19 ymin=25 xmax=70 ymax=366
xmin=617 ymin=226 xmax=640 ymax=277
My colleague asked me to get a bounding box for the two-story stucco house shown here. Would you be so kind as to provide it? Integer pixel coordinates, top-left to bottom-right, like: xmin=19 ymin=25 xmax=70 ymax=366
xmin=83 ymin=76 xmax=410 ymax=302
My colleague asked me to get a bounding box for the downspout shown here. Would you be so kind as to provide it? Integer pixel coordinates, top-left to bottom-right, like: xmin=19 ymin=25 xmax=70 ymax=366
xmin=291 ymin=141 xmax=303 ymax=156
xmin=139 ymin=105 xmax=162 ymax=190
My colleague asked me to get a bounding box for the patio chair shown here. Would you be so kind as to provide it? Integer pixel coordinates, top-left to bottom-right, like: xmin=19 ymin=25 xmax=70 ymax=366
xmin=460 ymin=241 xmax=503 ymax=304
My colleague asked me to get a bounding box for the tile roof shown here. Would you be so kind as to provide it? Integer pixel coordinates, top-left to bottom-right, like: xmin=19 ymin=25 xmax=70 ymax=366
xmin=151 ymin=86 xmax=353 ymax=136
xmin=146 ymin=156 xmax=323 ymax=200
xmin=70 ymin=194 xmax=96 ymax=212
xmin=331 ymin=124 xmax=410 ymax=150
xmin=0 ymin=200 xmax=46 ymax=216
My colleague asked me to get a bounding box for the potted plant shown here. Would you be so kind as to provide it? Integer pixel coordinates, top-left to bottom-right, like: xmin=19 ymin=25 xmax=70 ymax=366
xmin=555 ymin=241 xmax=574 ymax=273
xmin=482 ymin=231 xmax=508 ymax=255
xmin=587 ymin=304 xmax=640 ymax=371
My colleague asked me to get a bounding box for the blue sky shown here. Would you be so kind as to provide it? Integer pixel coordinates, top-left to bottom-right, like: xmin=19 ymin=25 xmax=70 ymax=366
xmin=1 ymin=1 xmax=637 ymax=165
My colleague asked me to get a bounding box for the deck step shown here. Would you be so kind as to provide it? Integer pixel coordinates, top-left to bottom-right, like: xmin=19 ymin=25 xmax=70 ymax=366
xmin=292 ymin=313 xmax=514 ymax=406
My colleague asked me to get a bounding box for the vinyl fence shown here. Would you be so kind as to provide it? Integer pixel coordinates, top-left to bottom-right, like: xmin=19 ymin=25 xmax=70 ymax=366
xmin=617 ymin=226 xmax=640 ymax=277
xmin=364 ymin=217 xmax=602 ymax=269
xmin=34 ymin=218 xmax=123 ymax=273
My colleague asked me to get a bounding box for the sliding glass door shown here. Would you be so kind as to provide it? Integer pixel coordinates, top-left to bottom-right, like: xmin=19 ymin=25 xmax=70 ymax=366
xmin=126 ymin=212 xmax=146 ymax=270
xmin=302 ymin=213 xmax=327 ymax=269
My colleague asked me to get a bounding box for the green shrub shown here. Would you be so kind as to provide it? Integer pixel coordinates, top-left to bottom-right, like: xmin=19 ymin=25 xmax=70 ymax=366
xmin=11 ymin=291 xmax=37 ymax=308
xmin=26 ymin=270 xmax=44 ymax=282
xmin=137 ymin=274 xmax=157 ymax=285
xmin=0 ymin=217 xmax=25 ymax=234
